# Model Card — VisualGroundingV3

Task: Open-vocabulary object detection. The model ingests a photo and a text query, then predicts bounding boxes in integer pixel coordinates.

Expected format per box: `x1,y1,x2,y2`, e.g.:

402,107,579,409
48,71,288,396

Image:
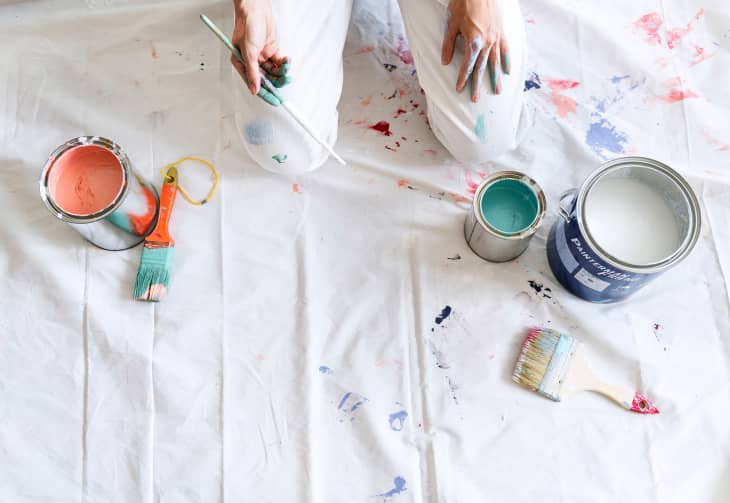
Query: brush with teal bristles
133,166,178,302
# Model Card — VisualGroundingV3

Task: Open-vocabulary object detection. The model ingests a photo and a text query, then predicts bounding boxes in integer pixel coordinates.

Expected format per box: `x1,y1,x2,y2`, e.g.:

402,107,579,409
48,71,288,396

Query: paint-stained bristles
512,328,561,391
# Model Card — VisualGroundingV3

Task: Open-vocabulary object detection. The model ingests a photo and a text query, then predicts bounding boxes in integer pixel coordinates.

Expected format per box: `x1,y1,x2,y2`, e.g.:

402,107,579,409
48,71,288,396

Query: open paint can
39,136,159,251
547,157,701,303
464,171,547,262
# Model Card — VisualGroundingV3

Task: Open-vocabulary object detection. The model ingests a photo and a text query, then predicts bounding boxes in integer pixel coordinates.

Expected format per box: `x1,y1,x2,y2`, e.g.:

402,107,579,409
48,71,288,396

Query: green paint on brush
133,246,175,302
272,153,288,163
474,114,487,143
480,179,539,235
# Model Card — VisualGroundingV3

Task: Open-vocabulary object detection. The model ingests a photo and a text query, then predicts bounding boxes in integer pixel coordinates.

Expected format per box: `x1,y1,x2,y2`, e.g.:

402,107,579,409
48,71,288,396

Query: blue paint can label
547,208,658,302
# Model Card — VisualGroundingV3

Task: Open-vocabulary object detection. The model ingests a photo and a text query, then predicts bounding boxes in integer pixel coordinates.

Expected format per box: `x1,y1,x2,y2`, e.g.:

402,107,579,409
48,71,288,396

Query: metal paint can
39,136,159,251
464,171,547,262
547,156,701,303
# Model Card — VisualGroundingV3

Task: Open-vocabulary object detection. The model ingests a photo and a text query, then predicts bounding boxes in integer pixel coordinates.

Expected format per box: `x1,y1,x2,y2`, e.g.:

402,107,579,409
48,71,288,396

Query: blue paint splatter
610,74,630,84
474,114,486,143
435,305,452,325
337,392,368,422
585,118,628,159
524,72,541,91
245,120,273,145
319,366,333,375
388,410,408,431
378,477,407,499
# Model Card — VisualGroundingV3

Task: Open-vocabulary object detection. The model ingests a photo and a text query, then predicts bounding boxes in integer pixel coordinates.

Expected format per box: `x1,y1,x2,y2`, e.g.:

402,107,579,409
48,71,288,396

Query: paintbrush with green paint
133,166,179,302
200,13,346,165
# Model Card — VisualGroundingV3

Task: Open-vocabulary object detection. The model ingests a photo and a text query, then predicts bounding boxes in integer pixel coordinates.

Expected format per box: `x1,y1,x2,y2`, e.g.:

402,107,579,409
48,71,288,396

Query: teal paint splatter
272,153,287,163
475,114,487,143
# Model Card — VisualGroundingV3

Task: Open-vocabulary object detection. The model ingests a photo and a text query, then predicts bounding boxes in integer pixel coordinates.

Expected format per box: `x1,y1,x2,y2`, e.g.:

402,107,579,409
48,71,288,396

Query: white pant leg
233,0,353,175
398,0,530,164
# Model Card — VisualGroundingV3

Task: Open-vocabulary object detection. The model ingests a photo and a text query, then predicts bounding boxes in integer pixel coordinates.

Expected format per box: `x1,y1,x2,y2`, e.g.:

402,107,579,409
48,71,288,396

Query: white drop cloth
1,0,729,501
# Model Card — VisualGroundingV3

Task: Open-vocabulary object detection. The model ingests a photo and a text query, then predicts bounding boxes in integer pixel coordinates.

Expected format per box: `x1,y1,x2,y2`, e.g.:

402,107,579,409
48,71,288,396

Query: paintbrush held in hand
133,166,178,302
512,328,660,414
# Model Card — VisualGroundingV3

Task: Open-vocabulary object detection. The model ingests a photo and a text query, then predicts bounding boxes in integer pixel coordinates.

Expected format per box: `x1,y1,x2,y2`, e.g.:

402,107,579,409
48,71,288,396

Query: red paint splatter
411,103,420,109
369,121,392,136
401,136,407,141
630,392,660,414
292,183,300,193
546,79,580,117
385,145,397,152
397,179,409,188
395,141,401,147
355,45,374,55
666,8,704,49
634,12,663,46
660,77,699,103
396,37,414,65
361,95,373,107
447,191,472,204
394,108,407,118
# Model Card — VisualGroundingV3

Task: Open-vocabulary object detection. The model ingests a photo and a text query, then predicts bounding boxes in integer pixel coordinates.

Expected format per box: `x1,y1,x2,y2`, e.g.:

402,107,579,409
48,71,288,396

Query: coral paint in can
40,136,159,251
547,157,701,302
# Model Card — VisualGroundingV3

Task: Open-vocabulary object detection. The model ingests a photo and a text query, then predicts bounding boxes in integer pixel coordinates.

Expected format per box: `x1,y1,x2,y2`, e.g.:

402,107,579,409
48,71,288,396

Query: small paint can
464,171,547,262
39,136,159,251
547,156,700,303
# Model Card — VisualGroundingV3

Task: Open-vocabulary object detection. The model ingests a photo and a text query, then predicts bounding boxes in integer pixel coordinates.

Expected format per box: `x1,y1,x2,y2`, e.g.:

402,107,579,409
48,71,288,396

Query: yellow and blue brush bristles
512,328,578,402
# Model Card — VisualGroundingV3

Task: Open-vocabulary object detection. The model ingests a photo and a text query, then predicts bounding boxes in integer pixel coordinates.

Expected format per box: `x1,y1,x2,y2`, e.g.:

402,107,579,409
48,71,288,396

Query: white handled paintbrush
512,328,660,414
200,14,346,166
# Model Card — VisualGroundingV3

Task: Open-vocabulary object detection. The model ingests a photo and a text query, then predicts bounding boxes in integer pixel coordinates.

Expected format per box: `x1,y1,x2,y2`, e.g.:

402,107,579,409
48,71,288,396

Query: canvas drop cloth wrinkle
1,0,729,502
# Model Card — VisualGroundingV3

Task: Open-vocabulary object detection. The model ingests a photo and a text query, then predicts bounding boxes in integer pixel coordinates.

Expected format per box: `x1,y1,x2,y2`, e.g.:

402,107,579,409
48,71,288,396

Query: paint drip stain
388,410,408,431
369,121,393,136
474,114,487,143
660,76,699,103
546,79,580,117
319,366,333,375
337,392,368,422
435,305,452,325
272,153,287,163
524,72,541,91
586,118,628,159
244,120,273,145
377,477,407,500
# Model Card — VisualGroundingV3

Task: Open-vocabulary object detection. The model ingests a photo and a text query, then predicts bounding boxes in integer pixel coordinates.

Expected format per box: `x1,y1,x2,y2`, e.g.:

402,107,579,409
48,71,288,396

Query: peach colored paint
48,145,124,216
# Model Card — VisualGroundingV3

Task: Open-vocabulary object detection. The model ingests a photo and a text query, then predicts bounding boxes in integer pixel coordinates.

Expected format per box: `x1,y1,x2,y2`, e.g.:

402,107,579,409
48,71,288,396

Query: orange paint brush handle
148,167,178,245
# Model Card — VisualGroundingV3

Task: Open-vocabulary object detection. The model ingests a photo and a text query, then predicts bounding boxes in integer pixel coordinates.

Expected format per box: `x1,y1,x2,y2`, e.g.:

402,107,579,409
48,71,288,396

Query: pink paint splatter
546,79,580,117
666,8,704,49
369,121,393,136
660,77,699,103
397,179,409,188
629,392,660,414
464,170,484,195
396,37,414,65
355,45,375,55
690,45,714,66
526,17,536,24
704,131,730,152
634,12,663,46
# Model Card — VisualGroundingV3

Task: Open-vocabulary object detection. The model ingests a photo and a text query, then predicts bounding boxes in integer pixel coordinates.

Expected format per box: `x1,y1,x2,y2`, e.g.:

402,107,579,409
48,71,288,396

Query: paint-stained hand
442,0,510,102
231,0,290,100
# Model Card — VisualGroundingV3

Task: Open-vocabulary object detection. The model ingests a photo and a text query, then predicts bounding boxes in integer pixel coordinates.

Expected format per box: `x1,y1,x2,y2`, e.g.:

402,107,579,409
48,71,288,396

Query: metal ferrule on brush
537,334,578,401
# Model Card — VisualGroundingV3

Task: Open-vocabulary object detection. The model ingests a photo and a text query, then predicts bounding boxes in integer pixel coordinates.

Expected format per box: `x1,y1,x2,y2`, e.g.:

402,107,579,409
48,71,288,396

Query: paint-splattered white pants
234,0,529,175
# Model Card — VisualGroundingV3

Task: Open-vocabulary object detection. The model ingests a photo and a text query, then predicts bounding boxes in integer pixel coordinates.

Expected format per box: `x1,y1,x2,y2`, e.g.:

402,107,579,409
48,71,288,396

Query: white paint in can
584,177,681,265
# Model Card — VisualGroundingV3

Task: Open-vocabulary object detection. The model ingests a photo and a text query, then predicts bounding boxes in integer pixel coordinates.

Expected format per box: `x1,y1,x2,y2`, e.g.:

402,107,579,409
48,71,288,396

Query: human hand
231,0,291,98
441,0,511,102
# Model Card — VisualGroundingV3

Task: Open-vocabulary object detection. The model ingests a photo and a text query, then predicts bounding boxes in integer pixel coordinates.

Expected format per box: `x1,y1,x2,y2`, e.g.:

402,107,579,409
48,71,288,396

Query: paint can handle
558,189,577,222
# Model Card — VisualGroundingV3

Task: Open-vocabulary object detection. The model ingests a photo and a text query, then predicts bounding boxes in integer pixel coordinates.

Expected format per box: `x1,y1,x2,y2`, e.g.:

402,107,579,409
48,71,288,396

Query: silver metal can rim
471,170,547,240
574,156,701,274
39,136,131,224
